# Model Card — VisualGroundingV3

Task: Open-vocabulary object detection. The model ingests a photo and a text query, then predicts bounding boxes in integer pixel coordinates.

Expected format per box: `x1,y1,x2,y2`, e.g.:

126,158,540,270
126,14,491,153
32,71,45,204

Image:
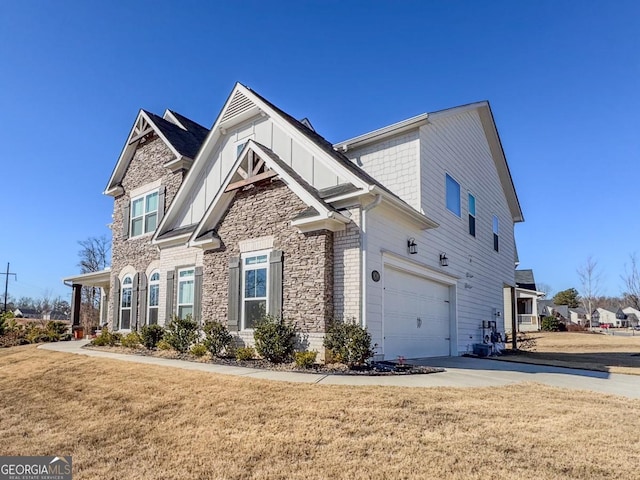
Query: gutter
360,190,382,328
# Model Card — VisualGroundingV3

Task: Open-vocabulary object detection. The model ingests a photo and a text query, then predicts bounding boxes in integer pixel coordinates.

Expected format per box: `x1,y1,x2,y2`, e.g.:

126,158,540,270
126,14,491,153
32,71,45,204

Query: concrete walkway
39,340,640,399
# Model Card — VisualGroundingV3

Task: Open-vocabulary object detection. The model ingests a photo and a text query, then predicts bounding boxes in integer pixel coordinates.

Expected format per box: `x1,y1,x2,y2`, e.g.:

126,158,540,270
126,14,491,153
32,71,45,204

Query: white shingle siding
357,108,516,356
346,130,420,210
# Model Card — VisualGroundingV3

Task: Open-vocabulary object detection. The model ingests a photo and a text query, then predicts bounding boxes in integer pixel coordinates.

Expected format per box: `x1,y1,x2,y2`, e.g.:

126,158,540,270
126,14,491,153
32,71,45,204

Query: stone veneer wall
107,136,183,327
202,179,334,348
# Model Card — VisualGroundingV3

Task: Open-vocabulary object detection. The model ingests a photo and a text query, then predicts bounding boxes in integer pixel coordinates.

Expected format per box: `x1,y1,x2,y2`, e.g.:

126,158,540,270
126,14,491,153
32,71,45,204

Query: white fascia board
104,110,182,196
152,232,192,248
291,216,347,233
155,84,243,239
334,113,429,151
237,85,370,190
162,110,187,130
62,269,112,287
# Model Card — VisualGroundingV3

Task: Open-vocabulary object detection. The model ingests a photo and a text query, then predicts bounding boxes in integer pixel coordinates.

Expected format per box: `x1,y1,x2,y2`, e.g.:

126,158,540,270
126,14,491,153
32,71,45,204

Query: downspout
360,191,382,327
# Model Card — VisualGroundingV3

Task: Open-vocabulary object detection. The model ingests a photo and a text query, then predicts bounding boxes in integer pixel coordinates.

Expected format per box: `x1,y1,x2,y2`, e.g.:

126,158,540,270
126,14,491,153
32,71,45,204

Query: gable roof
187,140,351,249
335,101,524,223
104,109,209,196
156,83,438,239
515,269,537,291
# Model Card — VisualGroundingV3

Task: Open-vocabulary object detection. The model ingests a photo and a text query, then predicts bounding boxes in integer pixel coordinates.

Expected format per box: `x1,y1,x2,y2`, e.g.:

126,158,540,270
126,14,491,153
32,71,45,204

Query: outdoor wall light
408,238,418,255
439,253,449,266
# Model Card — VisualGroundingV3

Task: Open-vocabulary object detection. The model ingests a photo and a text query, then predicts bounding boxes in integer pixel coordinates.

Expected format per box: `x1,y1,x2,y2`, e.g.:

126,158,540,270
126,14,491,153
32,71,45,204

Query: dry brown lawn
1,345,639,480
506,331,640,374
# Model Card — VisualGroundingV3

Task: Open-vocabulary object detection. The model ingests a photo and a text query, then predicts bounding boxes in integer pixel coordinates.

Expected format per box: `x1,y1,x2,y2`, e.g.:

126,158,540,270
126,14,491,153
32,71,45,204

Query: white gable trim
186,140,350,249
104,110,184,196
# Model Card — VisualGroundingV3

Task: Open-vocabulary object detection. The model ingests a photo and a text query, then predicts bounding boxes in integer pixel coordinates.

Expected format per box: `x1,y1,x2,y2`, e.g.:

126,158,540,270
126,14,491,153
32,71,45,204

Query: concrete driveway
39,341,640,399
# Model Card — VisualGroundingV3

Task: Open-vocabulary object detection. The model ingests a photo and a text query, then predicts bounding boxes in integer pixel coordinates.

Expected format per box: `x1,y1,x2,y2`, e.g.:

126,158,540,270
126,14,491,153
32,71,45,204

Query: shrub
163,315,198,353
253,315,297,363
324,319,374,366
91,328,119,347
294,350,318,369
235,346,255,361
25,324,48,344
140,324,164,349
541,316,565,332
121,331,141,348
0,330,28,348
190,343,208,357
156,339,172,351
203,321,233,357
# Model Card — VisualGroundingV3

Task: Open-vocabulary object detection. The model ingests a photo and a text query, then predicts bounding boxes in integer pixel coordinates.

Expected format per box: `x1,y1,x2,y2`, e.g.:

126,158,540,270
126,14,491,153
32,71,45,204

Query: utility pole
2,263,17,313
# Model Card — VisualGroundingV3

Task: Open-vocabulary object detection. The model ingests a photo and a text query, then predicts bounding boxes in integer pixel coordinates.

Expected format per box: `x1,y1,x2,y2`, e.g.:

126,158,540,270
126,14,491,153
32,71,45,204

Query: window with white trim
468,193,476,237
445,174,461,216
177,268,195,319
148,271,160,325
493,215,499,252
120,275,133,330
242,252,269,329
131,190,159,237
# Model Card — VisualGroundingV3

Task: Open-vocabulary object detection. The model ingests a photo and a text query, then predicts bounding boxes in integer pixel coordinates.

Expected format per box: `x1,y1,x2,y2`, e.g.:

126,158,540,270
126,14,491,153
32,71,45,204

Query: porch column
510,286,517,350
70,284,82,326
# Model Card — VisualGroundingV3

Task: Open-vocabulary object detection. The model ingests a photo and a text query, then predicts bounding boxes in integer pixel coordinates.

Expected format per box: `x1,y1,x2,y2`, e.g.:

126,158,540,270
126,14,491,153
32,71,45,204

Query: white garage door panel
383,267,451,359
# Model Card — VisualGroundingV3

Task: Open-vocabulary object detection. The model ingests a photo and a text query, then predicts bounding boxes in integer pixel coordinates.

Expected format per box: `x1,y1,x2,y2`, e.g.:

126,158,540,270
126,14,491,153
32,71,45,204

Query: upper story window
148,271,160,325
445,174,461,217
492,215,499,252
468,193,476,237
177,268,195,320
131,190,158,237
242,252,269,329
120,275,133,330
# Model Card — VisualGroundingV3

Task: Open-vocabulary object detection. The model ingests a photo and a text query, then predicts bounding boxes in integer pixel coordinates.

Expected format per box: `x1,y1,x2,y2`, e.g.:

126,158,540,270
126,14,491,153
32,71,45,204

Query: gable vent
221,91,255,123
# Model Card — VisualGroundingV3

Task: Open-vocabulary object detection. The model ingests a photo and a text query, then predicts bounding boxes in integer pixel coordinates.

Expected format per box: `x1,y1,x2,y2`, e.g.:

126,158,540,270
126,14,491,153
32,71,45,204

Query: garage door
383,266,451,359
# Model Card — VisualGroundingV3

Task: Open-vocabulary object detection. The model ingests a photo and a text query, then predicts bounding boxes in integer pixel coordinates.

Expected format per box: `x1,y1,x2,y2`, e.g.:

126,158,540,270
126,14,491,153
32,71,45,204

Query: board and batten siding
358,108,516,356
176,115,345,228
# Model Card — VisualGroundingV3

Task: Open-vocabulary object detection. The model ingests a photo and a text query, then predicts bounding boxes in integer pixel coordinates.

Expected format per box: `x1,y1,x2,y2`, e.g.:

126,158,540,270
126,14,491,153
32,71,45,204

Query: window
242,253,269,329
177,268,195,319
445,174,461,216
131,190,159,237
120,275,133,330
236,142,246,158
493,215,499,252
468,193,476,237
148,271,160,325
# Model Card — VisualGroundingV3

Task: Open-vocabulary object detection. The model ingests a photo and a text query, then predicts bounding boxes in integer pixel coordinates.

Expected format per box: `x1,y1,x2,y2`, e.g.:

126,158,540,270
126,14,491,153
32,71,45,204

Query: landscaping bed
83,344,444,375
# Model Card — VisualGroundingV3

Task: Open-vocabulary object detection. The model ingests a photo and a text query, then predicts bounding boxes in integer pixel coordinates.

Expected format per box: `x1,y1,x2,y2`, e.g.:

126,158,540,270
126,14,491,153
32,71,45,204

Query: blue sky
1,0,638,302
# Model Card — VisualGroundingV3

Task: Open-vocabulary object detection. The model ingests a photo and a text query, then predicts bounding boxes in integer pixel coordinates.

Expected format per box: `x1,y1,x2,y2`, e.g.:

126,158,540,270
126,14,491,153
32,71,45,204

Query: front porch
63,269,111,328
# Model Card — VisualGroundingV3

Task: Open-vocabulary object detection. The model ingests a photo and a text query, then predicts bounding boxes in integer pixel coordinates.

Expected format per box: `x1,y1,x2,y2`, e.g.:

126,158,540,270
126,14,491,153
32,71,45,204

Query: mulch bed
83,344,444,376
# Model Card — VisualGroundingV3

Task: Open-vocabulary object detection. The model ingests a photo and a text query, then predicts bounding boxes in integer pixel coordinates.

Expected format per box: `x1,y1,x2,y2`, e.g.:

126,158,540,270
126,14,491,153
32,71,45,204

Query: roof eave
335,114,429,151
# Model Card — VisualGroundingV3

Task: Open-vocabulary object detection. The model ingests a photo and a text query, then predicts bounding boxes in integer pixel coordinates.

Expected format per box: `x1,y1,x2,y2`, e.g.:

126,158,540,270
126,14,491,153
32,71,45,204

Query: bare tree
536,282,553,299
577,256,602,327
622,253,640,310
77,235,111,330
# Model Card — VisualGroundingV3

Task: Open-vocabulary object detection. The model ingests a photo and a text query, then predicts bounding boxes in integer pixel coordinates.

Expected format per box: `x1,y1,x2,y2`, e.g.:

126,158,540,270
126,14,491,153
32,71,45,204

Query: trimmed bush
190,343,208,357
253,315,297,363
203,321,233,357
91,328,119,347
156,339,172,351
140,324,164,349
324,320,374,366
121,331,141,348
235,346,255,361
294,350,318,369
163,315,198,353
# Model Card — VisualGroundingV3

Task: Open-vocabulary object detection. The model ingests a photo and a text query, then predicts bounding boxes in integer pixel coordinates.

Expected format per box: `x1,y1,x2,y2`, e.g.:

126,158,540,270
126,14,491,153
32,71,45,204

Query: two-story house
64,82,524,360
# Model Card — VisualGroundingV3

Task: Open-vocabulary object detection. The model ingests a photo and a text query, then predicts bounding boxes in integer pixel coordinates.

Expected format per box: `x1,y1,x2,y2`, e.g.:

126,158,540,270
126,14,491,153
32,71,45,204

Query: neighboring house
504,269,544,332
568,307,587,325
622,307,640,327
64,83,524,360
592,307,623,327
13,308,41,319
